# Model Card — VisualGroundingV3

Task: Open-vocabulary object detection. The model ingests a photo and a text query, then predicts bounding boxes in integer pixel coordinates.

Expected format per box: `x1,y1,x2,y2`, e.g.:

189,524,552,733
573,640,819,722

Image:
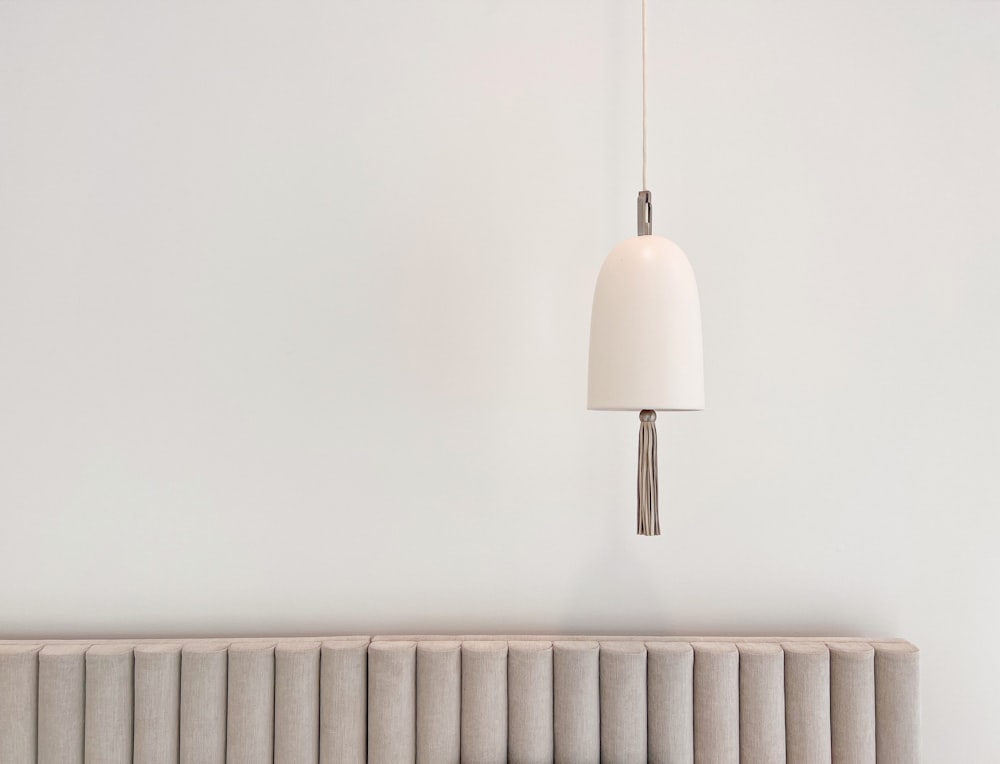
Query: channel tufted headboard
0,635,919,763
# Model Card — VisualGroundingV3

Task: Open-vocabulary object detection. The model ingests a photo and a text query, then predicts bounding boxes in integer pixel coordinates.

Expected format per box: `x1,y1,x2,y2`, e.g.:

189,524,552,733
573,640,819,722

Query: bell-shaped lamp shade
588,234,704,411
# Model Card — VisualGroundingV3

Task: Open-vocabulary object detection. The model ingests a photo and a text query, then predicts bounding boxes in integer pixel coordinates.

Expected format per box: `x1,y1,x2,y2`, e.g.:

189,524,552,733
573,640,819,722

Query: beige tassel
637,410,660,536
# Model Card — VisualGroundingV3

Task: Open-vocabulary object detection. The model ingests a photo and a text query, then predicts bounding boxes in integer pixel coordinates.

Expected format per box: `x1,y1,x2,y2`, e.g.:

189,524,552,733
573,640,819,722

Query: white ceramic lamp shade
588,234,704,411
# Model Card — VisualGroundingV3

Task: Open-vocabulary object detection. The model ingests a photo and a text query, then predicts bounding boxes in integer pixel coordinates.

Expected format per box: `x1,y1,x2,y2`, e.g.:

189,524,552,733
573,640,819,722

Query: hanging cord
637,0,652,235
642,0,648,192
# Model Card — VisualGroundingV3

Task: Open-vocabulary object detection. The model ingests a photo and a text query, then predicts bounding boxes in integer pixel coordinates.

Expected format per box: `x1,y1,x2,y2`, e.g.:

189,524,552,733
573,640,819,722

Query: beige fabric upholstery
829,642,875,764
507,641,553,764
784,643,832,764
320,639,368,764
226,643,275,764
133,644,181,764
37,645,86,764
368,641,416,764
553,640,600,764
647,641,694,764
0,634,920,763
599,641,647,764
875,642,920,764
461,641,508,764
737,642,785,764
692,642,739,764
84,644,133,764
0,645,39,764
275,642,320,764
180,642,227,764
416,641,461,764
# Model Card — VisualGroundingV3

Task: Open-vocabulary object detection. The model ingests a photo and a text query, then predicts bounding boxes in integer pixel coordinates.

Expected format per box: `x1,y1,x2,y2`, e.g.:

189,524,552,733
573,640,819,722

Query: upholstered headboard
0,635,919,763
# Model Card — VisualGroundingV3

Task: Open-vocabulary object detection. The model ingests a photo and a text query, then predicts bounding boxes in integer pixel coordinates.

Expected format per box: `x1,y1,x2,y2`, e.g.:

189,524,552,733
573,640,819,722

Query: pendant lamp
587,0,704,536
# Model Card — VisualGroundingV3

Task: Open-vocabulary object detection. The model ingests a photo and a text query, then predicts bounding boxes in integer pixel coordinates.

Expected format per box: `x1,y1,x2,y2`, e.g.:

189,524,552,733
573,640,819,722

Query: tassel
637,410,660,536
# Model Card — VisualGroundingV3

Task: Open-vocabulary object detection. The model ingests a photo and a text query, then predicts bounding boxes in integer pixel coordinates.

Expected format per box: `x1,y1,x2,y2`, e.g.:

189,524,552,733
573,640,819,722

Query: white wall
1,0,997,758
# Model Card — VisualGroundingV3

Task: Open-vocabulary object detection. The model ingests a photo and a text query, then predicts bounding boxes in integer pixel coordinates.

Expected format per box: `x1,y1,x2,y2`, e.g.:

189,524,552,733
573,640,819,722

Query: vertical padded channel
461,641,508,764
737,643,785,764
416,641,461,764
692,642,738,764
38,645,86,764
783,643,832,764
553,640,600,764
829,643,875,764
599,641,647,764
134,644,181,764
274,642,321,764
874,642,919,764
646,641,694,764
507,641,553,764
368,641,416,764
320,639,368,764
180,642,228,764
84,644,134,764
227,642,275,764
0,644,39,764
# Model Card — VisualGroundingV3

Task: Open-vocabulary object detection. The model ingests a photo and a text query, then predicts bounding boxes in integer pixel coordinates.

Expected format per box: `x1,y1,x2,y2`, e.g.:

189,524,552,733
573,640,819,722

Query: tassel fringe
637,410,660,536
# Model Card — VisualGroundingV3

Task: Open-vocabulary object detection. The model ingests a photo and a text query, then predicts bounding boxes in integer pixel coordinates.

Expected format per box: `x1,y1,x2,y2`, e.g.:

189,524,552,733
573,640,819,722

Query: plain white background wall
1,0,997,758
